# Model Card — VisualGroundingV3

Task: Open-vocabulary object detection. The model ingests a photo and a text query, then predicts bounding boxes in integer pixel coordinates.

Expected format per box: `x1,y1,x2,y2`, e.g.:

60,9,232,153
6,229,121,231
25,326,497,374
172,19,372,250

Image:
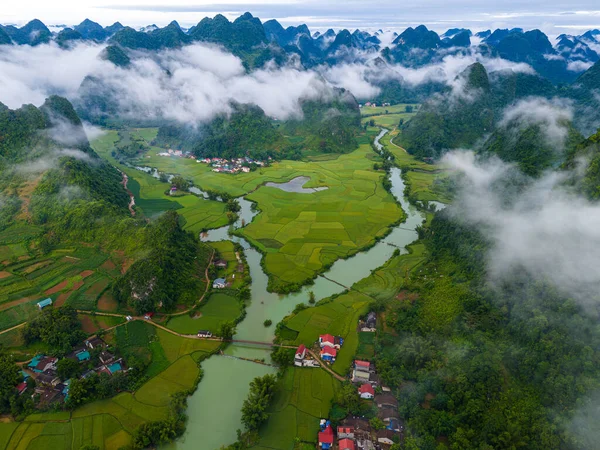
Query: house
85,337,105,350
358,383,375,399
319,334,343,349
75,350,90,362
354,360,370,372
339,438,356,450
16,382,27,395
363,312,376,331
213,278,226,289
36,372,57,385
378,407,400,424
318,424,334,449
37,298,52,310
295,344,307,364
337,426,354,439
375,393,398,410
198,330,212,338
144,312,154,320
32,357,57,373
99,351,115,365
107,361,122,374
214,259,228,268
320,346,337,362
376,429,396,447
20,370,30,381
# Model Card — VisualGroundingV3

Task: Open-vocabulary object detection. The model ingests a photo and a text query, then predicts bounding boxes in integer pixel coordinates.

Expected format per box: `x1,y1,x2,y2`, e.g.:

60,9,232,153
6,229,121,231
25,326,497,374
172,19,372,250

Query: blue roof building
108,362,122,374
21,370,30,380
28,355,43,369
76,351,90,362
37,298,52,310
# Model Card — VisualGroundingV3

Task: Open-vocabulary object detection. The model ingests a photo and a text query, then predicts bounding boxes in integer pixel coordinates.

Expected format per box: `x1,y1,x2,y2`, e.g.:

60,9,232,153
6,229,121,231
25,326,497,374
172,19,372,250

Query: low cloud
319,50,535,99
443,150,600,312
499,97,574,150
0,41,334,124
567,60,594,72
16,148,93,175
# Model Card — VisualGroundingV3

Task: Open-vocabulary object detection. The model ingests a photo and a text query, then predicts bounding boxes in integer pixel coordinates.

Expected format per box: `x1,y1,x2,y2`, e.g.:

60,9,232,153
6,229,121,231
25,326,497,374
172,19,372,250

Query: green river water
165,129,434,449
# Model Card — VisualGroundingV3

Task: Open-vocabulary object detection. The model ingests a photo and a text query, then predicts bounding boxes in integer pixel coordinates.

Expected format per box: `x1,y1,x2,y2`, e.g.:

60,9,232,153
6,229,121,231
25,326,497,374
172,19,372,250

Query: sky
1,0,600,37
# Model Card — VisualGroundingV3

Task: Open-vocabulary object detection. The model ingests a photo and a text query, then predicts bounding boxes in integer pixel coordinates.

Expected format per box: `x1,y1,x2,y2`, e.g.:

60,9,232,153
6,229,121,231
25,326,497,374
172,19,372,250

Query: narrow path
0,322,26,336
166,249,215,317
305,349,346,382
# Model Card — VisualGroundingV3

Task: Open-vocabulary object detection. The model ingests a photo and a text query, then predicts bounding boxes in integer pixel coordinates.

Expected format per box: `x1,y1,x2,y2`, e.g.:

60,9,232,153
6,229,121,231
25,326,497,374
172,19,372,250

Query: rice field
91,131,229,231
360,104,419,116
166,293,243,335
0,234,126,331
254,368,340,450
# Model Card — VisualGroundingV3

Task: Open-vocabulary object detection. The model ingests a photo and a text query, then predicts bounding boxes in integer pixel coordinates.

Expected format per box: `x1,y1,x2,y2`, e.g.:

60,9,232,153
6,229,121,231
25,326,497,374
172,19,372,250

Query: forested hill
0,96,129,230
154,90,361,160
398,62,596,171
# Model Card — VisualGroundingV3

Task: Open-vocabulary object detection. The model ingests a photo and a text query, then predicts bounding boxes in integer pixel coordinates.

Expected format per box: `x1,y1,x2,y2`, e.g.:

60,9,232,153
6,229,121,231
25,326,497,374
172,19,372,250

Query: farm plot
256,368,340,449
92,131,229,230
167,293,243,335
239,145,403,290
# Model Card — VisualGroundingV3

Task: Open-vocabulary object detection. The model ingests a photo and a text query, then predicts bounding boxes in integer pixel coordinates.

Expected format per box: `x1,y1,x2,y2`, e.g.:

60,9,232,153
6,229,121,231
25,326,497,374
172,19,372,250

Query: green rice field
166,293,243,335
92,131,229,232
253,367,340,450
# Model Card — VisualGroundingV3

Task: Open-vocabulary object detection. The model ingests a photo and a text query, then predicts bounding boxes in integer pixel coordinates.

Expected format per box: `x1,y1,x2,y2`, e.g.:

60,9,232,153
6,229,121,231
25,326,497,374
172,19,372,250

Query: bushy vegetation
112,211,208,313
371,211,600,449
22,306,86,355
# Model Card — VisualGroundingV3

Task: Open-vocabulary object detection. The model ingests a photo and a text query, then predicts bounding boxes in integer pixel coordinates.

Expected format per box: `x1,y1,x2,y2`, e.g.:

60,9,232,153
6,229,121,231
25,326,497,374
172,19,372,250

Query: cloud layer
443,150,600,311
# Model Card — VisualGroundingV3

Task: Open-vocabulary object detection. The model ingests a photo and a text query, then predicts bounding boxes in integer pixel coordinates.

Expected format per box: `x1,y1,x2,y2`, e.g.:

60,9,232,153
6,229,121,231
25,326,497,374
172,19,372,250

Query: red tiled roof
318,425,334,444
359,384,375,396
355,360,370,368
321,347,337,357
320,334,334,343
338,426,354,434
339,438,356,450
296,344,306,356
16,382,27,393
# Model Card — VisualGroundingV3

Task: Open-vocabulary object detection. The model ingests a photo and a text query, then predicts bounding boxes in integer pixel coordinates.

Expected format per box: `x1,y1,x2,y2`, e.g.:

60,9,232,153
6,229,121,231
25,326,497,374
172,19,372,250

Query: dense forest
112,210,210,313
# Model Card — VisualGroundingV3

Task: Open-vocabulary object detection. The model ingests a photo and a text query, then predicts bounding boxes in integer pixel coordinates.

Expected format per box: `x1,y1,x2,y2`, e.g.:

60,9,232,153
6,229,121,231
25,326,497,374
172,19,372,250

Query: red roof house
338,426,354,438
358,383,375,399
339,438,356,450
355,360,370,370
16,382,27,395
295,344,307,360
318,425,334,448
320,346,337,361
319,334,335,347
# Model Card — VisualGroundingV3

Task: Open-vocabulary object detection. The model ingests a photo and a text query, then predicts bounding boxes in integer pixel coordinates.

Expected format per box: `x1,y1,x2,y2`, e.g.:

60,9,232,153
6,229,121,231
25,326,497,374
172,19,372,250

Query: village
292,313,403,450
18,335,127,407
156,149,267,174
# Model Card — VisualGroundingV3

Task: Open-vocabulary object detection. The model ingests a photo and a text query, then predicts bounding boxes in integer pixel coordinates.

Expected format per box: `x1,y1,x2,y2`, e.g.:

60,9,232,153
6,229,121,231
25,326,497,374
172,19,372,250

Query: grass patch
167,293,243,335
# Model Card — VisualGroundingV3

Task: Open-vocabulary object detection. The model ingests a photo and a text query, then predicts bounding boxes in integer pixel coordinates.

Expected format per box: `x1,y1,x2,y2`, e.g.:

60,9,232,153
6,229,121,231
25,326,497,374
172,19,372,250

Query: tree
159,172,169,183
170,176,189,191
22,306,86,355
308,291,316,304
271,347,294,368
226,199,241,213
219,321,236,340
336,382,362,415
405,105,414,113
56,358,82,380
263,320,272,327
370,417,385,430
241,375,277,430
0,350,20,414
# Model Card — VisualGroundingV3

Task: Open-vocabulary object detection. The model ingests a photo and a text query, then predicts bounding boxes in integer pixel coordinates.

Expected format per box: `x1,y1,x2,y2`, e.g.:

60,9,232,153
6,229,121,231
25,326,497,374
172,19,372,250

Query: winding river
165,129,431,450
